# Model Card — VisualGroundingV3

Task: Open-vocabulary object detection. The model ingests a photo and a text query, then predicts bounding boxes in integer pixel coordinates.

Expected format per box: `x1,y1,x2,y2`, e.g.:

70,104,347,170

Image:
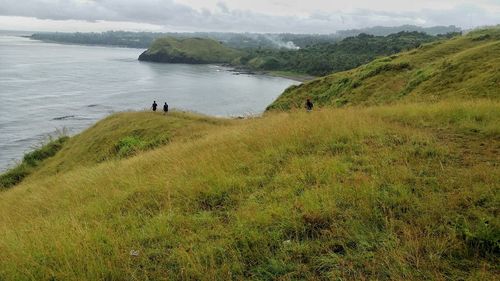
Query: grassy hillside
0,100,499,280
1,28,499,280
29,111,231,178
267,28,500,110
0,111,230,188
138,37,243,64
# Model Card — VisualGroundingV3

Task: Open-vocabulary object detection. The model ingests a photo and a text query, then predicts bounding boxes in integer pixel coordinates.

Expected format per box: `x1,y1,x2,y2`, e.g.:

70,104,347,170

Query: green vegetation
30,25,461,49
0,136,68,189
0,100,498,280
242,31,457,76
2,27,499,280
336,24,461,37
31,31,159,48
138,37,243,64
267,28,500,110
139,31,457,77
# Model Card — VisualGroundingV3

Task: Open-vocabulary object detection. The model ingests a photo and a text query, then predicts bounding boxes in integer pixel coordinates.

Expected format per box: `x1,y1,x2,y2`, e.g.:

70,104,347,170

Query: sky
0,0,499,33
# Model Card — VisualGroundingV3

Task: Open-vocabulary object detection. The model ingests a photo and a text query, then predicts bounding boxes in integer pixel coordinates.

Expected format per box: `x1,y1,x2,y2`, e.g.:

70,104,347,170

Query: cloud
0,0,499,33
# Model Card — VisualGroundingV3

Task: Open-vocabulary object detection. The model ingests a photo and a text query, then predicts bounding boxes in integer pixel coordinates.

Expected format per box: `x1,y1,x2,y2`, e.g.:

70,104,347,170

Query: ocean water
0,34,299,172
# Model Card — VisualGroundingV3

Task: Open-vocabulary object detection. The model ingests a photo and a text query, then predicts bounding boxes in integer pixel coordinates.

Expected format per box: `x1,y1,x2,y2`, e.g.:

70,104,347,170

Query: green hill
267,28,500,110
240,31,457,76
1,104,499,280
1,28,499,280
138,37,243,64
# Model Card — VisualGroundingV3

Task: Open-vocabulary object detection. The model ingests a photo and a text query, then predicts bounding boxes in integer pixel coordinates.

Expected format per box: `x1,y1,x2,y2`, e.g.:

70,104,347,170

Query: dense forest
237,31,461,76
30,25,460,50
335,24,461,37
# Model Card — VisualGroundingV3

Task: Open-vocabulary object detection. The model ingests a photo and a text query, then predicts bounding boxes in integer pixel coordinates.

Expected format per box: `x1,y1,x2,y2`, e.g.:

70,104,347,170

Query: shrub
114,134,171,158
400,68,436,96
0,136,68,189
115,136,146,158
361,62,412,80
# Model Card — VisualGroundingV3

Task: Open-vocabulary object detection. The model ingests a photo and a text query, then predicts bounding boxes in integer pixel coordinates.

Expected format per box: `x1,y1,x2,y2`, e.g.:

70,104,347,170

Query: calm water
0,34,298,172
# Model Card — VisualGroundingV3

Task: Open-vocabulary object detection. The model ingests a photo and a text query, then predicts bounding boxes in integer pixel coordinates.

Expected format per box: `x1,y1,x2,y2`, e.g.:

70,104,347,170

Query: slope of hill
267,28,500,110
0,112,230,189
0,100,498,280
138,37,243,64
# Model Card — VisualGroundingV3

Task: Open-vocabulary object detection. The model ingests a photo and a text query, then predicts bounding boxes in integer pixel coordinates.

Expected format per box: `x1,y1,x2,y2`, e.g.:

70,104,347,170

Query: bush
115,136,146,158
0,136,68,189
361,62,412,80
23,136,69,166
400,68,435,96
114,134,171,158
0,163,32,188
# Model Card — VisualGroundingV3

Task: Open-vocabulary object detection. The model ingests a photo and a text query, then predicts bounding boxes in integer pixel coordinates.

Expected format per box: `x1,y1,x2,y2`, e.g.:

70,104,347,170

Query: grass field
0,100,498,280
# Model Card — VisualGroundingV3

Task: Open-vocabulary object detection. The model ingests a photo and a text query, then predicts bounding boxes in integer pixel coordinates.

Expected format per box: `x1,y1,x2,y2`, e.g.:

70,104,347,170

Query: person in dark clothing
306,99,313,111
152,101,158,112
163,102,169,113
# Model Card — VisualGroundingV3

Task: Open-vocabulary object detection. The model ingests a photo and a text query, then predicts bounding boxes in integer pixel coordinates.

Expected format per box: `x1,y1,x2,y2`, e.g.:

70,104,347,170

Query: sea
0,32,299,172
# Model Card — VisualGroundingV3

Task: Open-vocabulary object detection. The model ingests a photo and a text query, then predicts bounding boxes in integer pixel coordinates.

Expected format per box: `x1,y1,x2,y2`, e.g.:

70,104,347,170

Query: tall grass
0,100,498,280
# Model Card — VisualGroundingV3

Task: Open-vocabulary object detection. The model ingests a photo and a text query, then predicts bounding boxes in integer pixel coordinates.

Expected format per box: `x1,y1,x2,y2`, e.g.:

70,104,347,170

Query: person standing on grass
306,98,314,112
163,102,169,113
151,101,158,112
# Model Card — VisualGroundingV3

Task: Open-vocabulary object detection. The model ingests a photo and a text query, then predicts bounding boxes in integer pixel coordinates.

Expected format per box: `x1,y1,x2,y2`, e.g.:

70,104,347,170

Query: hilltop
1,28,499,280
267,28,500,110
138,37,243,64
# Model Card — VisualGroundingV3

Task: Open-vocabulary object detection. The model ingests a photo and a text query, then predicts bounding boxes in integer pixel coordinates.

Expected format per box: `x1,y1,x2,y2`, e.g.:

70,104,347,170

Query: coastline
25,37,315,82
225,65,316,82
265,71,316,82
25,36,147,49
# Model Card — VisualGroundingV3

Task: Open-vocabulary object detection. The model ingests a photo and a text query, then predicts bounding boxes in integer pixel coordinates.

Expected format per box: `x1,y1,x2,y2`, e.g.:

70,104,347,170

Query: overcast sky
0,0,499,33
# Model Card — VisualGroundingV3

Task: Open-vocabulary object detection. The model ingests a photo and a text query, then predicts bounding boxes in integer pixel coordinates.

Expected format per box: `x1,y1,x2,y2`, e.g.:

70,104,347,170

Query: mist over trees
241,31,460,76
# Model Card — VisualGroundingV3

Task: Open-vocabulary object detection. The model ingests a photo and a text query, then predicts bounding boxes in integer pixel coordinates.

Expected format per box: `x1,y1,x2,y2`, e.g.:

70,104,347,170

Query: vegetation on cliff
0,136,68,189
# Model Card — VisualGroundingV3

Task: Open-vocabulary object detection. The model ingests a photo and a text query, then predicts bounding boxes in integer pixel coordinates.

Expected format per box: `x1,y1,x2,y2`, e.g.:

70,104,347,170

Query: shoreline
25,36,316,82
225,65,316,82
265,71,316,82
24,36,147,49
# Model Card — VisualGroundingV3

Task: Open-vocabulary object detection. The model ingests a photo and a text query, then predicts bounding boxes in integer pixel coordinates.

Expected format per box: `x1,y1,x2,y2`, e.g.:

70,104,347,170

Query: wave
52,115,92,121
